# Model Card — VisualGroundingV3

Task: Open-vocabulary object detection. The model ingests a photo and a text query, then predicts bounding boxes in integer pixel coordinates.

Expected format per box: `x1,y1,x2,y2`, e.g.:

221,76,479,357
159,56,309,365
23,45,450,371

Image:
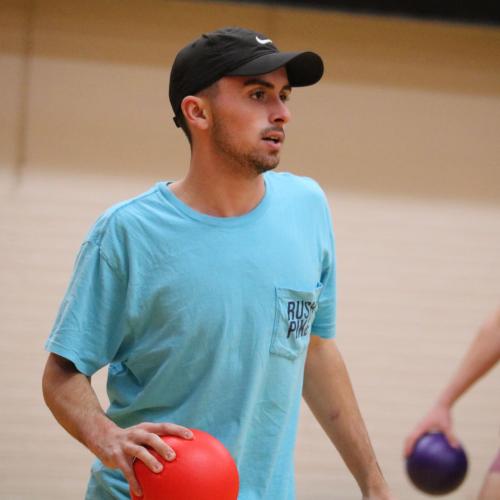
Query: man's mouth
262,131,285,144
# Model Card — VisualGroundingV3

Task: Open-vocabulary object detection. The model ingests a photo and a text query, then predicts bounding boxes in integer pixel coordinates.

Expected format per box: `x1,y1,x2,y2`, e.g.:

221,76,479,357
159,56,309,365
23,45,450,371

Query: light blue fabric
46,171,336,499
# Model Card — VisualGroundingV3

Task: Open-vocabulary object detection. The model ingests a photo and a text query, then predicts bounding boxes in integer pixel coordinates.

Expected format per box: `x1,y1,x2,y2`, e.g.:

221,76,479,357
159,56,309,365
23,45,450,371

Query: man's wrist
359,465,389,497
435,395,454,410
82,411,118,456
363,482,390,496
362,481,393,500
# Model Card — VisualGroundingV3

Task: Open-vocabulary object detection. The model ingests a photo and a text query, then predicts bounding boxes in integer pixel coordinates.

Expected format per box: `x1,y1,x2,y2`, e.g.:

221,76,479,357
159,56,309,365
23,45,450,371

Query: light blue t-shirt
46,171,336,500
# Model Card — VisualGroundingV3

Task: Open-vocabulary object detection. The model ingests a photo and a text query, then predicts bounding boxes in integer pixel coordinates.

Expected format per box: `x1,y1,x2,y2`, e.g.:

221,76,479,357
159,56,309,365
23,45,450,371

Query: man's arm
303,336,393,500
404,307,500,455
42,353,193,497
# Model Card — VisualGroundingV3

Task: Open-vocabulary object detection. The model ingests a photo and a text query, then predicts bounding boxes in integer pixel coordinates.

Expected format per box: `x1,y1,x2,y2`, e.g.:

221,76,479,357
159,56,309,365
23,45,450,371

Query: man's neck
169,152,267,218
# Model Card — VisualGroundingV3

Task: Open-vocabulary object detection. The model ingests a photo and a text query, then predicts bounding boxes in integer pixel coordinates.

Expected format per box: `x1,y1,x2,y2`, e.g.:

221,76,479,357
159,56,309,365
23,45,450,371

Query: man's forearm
303,337,389,497
42,353,117,454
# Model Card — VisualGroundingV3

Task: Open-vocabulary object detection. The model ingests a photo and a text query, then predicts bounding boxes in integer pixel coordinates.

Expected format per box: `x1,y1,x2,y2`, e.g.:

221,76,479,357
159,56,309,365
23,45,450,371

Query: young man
43,27,393,499
405,307,500,499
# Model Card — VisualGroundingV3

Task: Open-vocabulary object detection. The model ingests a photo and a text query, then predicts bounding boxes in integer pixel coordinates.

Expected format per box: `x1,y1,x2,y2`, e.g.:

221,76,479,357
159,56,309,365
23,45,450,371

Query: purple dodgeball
406,432,468,495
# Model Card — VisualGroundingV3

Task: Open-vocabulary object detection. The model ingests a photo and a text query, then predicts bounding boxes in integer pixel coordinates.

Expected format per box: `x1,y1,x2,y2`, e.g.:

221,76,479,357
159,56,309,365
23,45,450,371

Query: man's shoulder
103,184,161,219
85,184,162,245
266,171,327,203
267,170,323,191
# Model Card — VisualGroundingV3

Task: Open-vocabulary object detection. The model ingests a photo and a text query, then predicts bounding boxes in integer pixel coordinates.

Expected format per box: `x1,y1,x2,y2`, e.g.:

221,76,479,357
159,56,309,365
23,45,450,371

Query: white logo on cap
256,36,272,45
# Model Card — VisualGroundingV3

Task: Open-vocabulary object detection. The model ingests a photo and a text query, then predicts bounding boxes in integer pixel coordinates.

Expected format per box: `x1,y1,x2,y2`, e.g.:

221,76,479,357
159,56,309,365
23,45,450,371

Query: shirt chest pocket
270,283,323,360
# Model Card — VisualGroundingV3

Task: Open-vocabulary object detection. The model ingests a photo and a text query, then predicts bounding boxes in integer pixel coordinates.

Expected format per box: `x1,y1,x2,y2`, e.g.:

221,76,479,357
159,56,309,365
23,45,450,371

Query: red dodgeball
131,429,239,500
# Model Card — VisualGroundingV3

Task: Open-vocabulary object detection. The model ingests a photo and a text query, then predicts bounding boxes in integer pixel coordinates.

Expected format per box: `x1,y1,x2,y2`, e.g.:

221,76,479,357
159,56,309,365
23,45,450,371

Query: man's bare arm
42,353,192,496
303,336,394,499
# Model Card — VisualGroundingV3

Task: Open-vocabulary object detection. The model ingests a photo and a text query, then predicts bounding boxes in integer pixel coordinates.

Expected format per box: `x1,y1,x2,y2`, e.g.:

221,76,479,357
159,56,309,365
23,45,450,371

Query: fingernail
184,431,193,439
167,452,176,461
154,463,163,473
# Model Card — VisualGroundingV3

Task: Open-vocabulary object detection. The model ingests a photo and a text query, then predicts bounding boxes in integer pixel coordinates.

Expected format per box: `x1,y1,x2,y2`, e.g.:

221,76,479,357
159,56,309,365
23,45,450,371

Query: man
405,307,500,499
43,27,393,499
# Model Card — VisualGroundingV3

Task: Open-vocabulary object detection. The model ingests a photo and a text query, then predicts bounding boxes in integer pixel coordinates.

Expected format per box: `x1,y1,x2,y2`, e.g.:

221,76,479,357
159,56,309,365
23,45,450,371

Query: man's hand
89,419,193,497
403,403,457,457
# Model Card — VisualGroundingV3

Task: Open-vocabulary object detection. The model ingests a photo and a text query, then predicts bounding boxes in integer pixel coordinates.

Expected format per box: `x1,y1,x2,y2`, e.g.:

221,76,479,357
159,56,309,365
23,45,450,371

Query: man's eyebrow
243,78,292,92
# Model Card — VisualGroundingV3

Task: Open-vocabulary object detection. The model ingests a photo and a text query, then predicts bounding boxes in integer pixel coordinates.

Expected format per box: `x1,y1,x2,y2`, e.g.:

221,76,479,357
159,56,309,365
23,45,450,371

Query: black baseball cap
169,27,324,127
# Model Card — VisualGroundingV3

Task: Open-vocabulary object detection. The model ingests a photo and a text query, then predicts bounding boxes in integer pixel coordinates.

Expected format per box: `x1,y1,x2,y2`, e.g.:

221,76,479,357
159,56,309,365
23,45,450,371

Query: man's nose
269,98,291,125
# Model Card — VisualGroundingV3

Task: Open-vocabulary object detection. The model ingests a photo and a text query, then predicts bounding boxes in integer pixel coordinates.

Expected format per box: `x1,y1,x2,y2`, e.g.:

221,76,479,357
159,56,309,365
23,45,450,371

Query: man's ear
181,96,209,131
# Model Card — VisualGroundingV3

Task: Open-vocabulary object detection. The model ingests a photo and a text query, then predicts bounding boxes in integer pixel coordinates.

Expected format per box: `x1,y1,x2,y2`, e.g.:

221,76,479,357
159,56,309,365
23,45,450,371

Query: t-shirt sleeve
311,192,337,339
45,230,131,376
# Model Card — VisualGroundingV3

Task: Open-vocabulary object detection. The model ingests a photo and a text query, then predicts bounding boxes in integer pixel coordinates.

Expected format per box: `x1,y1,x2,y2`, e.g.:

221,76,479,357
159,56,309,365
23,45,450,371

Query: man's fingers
145,432,177,462
132,445,166,472
404,425,428,457
120,460,143,498
97,423,194,497
111,422,194,496
140,422,193,439
445,430,461,448
126,426,182,463
405,425,459,457
132,431,177,462
403,433,418,457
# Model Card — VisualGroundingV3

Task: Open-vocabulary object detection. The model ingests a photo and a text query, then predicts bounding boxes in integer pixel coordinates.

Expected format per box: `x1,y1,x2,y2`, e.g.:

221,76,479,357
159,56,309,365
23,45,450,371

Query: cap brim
226,51,324,87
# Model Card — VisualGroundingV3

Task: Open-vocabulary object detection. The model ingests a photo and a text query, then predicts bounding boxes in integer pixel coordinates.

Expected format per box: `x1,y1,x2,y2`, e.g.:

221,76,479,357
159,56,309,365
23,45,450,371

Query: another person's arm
42,353,193,497
303,336,395,500
404,307,500,455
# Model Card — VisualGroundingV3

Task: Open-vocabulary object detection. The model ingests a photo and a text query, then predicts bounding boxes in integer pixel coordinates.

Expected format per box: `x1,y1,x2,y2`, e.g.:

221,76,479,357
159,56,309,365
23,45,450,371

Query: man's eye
280,93,290,102
251,90,265,100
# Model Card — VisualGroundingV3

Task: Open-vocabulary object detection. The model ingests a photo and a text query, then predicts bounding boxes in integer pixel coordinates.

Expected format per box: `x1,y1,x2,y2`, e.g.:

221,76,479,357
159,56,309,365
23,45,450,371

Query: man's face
206,67,292,175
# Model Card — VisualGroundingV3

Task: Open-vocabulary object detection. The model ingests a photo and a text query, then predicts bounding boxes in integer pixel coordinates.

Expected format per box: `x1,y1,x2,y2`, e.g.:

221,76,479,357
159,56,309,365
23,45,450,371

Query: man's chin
255,162,279,175
254,155,280,174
